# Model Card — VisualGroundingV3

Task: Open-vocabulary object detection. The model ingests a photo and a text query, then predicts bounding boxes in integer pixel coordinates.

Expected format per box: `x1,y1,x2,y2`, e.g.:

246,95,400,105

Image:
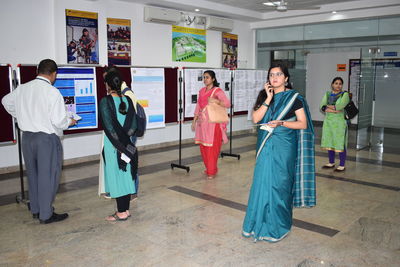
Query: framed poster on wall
66,9,99,64
107,18,131,65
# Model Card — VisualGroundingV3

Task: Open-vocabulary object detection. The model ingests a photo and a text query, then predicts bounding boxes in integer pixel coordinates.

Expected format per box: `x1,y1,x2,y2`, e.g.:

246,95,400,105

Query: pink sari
194,87,230,146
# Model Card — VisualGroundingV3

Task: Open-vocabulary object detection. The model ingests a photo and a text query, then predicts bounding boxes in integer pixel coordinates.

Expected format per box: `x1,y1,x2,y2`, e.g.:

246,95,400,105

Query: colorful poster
131,68,165,129
172,26,206,63
107,18,131,65
53,67,98,130
222,33,238,69
66,9,99,64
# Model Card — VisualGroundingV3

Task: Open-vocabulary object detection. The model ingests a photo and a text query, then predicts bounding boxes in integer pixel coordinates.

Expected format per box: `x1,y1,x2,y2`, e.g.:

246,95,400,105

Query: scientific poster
183,69,231,118
66,9,99,64
233,69,267,118
222,33,238,69
107,18,131,65
172,26,206,63
53,67,98,129
131,68,165,129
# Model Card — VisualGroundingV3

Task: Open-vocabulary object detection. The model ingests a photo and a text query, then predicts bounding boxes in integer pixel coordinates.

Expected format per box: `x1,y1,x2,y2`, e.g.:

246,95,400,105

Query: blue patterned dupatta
243,89,315,242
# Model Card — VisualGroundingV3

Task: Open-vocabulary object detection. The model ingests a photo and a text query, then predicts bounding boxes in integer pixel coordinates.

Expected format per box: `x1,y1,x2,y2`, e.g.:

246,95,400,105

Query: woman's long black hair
204,70,220,87
104,71,127,115
253,63,292,111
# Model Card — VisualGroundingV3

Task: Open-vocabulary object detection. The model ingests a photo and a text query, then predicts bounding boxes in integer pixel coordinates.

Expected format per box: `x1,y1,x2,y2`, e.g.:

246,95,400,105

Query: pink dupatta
194,87,231,146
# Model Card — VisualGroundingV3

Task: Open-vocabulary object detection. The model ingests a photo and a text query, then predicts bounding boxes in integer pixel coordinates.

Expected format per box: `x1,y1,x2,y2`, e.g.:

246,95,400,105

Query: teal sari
243,90,315,242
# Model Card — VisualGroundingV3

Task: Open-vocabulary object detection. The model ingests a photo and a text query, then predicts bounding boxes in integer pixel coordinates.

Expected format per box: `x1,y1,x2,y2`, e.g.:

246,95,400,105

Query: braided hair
104,71,127,115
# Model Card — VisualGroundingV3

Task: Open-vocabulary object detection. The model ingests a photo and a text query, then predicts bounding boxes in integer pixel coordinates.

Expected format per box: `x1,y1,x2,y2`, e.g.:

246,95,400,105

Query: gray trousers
22,132,62,220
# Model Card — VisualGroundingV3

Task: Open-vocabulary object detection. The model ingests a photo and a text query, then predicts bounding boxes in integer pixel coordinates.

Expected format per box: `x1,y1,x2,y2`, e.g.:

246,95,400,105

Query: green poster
172,25,206,63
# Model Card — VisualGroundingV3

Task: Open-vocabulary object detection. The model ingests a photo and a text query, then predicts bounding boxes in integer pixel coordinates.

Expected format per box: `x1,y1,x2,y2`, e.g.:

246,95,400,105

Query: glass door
356,47,377,150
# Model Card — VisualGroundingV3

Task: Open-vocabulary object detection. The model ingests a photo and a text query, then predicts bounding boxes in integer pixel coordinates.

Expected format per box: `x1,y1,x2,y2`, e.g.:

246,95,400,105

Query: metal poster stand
221,70,240,160
171,70,190,172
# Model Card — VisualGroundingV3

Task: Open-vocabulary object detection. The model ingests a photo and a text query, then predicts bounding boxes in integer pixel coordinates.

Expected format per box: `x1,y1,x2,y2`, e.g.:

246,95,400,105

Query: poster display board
131,68,165,129
66,9,99,64
183,68,231,119
107,18,131,65
54,67,98,130
233,69,267,118
0,65,15,144
172,26,206,63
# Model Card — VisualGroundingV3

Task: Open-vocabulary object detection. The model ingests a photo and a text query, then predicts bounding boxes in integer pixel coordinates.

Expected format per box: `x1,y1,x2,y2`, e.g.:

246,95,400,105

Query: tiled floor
0,127,399,266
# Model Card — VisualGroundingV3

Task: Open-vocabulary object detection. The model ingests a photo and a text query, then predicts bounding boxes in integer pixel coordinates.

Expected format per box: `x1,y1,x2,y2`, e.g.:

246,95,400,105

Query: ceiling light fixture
263,2,279,6
332,11,337,14
195,8,200,12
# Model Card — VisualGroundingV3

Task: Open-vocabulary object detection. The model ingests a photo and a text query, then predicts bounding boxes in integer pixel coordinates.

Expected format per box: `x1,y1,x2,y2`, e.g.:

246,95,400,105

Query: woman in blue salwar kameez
242,64,316,242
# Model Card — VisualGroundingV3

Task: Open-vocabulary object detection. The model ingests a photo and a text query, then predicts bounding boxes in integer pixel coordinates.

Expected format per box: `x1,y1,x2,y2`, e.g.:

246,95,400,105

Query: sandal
206,175,216,180
322,163,335,169
334,166,345,172
106,212,128,221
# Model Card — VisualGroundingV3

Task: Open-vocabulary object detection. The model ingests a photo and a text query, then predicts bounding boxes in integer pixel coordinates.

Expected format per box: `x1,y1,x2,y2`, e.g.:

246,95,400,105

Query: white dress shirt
1,76,71,136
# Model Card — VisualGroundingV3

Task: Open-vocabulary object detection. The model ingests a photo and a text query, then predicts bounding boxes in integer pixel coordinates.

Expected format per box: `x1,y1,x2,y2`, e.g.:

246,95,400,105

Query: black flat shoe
32,213,39,219
40,212,68,224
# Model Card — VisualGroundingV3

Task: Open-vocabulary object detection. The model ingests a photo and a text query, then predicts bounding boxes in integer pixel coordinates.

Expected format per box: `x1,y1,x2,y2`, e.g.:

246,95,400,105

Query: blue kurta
243,90,315,242
103,96,136,198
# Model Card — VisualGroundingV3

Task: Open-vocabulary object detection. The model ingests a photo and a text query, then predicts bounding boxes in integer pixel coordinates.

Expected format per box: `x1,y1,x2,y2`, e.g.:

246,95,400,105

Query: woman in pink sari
192,70,231,179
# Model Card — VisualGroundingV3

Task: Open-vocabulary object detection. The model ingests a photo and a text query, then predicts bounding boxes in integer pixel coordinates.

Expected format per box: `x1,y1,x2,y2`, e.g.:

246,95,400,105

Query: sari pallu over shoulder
256,90,316,208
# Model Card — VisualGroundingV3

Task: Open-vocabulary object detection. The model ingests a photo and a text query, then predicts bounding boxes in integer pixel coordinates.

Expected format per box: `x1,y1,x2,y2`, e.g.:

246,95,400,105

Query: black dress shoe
32,213,39,219
40,212,69,224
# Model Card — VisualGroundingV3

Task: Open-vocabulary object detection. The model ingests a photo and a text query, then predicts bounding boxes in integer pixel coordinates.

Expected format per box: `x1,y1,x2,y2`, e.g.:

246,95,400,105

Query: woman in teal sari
242,64,316,242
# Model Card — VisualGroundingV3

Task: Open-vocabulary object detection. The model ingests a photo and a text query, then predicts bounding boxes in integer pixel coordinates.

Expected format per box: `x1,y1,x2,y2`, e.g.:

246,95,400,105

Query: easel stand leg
171,121,190,172
171,71,190,173
221,72,240,160
15,125,30,208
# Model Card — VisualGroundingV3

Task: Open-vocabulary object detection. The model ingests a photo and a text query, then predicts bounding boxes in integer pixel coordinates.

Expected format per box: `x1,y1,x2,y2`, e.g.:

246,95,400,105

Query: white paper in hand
67,111,82,121
121,153,131,164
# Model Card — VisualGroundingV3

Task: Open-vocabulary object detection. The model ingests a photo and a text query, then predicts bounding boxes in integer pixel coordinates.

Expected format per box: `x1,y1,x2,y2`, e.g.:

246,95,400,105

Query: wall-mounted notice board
17,65,179,136
0,65,15,144
117,66,178,124
17,65,105,135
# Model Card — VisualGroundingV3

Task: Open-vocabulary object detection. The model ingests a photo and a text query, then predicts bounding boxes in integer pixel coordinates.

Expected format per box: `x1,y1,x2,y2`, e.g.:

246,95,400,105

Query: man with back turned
2,59,76,224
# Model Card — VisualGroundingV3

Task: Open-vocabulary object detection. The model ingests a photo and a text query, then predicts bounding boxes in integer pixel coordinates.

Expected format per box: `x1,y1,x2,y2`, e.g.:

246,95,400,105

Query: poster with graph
131,68,165,129
53,67,98,129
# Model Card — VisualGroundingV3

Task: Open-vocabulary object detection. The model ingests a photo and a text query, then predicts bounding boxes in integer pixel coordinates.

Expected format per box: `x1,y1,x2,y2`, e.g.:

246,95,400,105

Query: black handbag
344,100,358,120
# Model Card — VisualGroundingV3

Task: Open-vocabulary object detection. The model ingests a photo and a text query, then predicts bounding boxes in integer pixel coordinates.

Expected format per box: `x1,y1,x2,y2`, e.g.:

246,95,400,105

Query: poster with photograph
66,9,99,64
172,26,206,63
222,33,238,69
107,18,131,65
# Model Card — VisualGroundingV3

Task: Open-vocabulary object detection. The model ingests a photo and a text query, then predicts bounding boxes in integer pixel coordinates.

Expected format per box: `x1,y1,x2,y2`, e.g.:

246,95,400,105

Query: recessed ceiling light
263,2,279,6
332,11,337,14
195,8,200,12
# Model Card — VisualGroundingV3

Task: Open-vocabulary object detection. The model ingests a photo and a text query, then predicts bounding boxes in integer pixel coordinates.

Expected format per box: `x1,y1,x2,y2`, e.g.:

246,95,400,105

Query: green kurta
320,91,350,152
103,97,136,198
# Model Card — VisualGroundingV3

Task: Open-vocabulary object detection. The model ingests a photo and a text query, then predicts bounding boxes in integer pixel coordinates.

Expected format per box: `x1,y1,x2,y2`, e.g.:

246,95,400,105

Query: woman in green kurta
320,77,350,171
100,71,137,221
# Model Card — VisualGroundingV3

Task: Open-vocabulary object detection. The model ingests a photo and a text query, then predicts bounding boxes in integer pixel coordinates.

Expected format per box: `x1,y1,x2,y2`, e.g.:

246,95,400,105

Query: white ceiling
119,0,400,22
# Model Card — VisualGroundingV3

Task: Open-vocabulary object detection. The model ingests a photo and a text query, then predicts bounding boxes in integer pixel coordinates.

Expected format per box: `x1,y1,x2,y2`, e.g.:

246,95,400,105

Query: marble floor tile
1,128,400,266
